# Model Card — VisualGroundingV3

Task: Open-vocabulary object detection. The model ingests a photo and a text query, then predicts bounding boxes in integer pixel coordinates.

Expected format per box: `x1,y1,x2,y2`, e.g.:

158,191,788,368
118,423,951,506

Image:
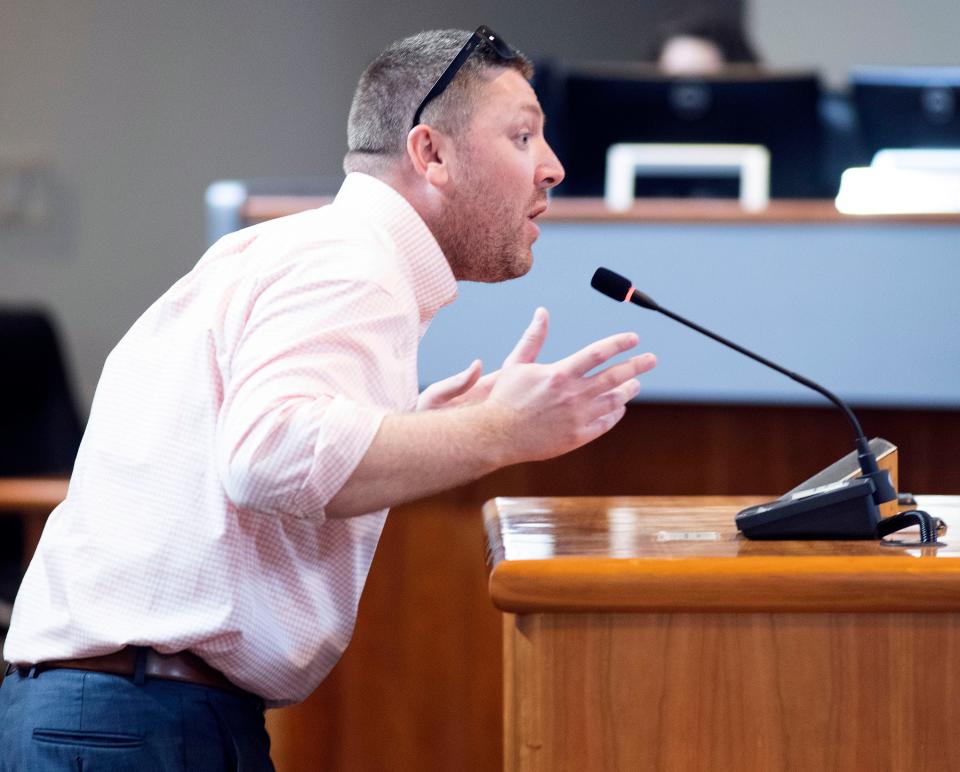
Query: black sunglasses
411,25,517,129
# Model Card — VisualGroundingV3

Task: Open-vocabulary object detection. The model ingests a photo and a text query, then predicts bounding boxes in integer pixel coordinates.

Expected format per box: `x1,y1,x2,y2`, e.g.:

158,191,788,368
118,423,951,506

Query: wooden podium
484,495,960,771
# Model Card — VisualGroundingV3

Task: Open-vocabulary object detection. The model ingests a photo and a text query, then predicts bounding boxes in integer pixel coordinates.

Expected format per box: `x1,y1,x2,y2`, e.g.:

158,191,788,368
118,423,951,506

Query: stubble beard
439,167,537,283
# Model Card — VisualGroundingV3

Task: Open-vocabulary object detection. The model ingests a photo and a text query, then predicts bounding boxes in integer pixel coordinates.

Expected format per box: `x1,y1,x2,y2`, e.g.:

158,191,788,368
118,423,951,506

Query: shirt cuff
292,394,385,520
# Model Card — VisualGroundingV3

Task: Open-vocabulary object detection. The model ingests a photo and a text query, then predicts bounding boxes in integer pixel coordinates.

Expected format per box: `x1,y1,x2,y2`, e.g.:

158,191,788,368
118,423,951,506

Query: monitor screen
852,67,960,157
537,65,826,199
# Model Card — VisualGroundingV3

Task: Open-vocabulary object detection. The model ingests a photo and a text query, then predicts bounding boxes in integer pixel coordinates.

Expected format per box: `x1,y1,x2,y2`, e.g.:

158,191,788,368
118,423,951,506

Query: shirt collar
335,173,457,324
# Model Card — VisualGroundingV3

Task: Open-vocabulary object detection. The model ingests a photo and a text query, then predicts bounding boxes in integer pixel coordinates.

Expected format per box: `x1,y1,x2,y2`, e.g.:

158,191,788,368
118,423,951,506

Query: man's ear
406,125,451,188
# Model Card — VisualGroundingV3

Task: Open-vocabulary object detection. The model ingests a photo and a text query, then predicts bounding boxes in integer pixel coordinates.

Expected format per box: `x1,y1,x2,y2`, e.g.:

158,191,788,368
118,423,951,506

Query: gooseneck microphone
590,266,911,541
591,267,884,486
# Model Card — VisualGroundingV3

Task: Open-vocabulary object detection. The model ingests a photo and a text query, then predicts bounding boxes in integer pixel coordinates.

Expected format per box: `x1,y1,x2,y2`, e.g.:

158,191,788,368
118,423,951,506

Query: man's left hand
416,307,549,411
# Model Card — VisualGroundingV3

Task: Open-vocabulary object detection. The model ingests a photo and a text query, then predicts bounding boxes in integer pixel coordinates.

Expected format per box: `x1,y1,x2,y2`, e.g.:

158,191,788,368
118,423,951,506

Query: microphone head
591,267,632,302
591,267,659,309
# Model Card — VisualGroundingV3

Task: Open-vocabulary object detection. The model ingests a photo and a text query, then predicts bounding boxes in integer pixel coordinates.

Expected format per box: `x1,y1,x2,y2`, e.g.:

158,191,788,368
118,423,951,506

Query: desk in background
0,477,67,570
222,194,960,408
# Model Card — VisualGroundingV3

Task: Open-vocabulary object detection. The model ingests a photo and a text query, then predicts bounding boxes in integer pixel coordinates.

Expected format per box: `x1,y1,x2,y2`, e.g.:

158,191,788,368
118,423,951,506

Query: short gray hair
343,29,533,175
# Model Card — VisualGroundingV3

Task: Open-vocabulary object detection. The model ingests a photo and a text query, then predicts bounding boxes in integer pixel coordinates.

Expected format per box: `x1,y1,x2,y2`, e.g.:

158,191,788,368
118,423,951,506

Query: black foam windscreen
590,267,632,301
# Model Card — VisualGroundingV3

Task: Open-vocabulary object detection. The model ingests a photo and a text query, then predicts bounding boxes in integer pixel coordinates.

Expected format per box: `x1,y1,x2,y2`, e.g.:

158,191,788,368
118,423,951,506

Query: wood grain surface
496,496,960,771
0,477,68,511
505,610,960,772
486,496,960,613
0,476,68,569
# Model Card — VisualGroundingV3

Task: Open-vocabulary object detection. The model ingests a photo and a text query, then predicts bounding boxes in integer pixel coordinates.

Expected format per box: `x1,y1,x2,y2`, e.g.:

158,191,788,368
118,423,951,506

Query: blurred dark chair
818,89,871,197
0,308,83,475
0,308,83,606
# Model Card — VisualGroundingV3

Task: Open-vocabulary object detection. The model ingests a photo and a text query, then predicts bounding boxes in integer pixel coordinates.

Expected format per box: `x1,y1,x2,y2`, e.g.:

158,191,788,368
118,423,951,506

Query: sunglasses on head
411,25,517,129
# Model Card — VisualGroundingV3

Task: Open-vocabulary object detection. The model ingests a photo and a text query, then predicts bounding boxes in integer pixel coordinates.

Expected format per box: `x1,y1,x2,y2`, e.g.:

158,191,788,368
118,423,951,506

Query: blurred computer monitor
537,65,826,199
852,66,960,157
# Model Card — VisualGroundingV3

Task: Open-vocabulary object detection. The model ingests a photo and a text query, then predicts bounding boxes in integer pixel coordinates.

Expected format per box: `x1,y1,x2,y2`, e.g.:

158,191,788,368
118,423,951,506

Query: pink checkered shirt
5,173,458,705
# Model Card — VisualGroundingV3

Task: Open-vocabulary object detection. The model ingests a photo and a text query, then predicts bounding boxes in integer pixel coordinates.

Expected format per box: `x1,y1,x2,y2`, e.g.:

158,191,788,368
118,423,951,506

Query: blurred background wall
748,0,960,86
5,0,958,411
0,0,735,409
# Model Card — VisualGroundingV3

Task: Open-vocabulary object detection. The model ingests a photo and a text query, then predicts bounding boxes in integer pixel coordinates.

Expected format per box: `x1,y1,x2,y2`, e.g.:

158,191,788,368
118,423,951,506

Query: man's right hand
327,309,655,519
484,330,655,465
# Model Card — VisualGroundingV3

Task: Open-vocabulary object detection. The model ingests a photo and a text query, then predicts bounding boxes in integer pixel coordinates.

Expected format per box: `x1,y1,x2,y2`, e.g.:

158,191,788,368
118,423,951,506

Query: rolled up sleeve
216,257,411,520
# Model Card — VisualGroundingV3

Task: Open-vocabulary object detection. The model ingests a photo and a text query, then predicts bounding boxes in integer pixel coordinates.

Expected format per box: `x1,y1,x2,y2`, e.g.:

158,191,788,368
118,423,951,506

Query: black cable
876,510,939,543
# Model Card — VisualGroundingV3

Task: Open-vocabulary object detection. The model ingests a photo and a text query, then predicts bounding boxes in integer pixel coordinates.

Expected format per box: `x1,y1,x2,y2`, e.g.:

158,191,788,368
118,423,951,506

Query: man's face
440,69,565,282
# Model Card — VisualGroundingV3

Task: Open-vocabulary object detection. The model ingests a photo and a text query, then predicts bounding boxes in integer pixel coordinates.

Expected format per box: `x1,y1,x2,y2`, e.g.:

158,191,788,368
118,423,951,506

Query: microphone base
737,478,881,540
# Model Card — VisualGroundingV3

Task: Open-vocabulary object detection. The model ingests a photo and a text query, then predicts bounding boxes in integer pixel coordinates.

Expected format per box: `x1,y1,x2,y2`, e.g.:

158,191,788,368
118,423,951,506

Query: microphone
591,266,901,540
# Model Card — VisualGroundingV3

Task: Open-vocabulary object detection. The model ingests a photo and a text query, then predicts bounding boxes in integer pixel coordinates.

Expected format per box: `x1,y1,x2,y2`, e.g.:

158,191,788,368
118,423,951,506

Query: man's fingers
584,353,656,397
581,378,640,439
416,359,482,410
558,332,640,376
584,379,641,423
448,359,483,393
502,307,549,367
580,405,628,445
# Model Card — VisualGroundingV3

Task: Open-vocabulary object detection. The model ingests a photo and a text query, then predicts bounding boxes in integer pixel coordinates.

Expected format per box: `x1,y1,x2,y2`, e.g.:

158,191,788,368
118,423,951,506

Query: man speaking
0,27,655,769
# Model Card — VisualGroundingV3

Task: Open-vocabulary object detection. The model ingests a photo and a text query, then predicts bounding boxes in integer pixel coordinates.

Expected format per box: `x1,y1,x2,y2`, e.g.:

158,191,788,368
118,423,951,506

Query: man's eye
516,133,531,146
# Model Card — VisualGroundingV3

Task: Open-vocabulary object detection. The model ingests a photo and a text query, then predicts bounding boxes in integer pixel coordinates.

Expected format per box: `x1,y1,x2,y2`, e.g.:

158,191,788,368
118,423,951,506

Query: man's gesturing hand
416,308,549,411
327,314,655,519
485,331,656,465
